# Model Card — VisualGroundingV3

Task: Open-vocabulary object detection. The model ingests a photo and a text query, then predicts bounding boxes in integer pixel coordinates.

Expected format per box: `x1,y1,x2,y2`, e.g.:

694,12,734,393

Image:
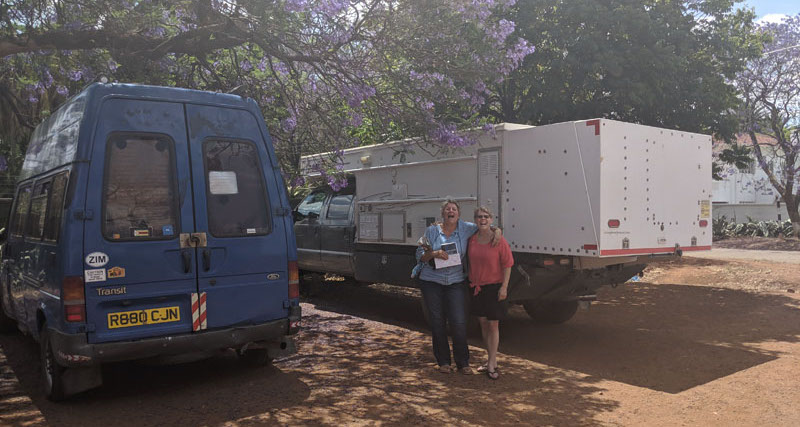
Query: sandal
486,369,500,380
437,365,452,373
477,364,500,374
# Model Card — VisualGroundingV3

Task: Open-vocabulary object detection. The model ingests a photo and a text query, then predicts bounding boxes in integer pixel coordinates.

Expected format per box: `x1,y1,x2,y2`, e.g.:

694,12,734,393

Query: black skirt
470,283,509,320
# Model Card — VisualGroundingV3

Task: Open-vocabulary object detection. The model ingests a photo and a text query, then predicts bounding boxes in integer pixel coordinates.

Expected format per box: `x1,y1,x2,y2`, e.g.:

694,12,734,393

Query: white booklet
434,242,462,269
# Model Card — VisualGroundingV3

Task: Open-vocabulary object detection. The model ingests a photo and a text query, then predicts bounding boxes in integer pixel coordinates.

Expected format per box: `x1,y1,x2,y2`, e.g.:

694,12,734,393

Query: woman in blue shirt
416,198,499,374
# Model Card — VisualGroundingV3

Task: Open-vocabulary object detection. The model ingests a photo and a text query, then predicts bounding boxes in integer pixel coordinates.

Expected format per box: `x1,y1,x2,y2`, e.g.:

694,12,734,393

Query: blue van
0,83,301,400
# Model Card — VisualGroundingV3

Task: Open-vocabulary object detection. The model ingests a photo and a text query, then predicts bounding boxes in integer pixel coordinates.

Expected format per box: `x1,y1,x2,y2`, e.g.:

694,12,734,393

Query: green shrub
713,216,795,239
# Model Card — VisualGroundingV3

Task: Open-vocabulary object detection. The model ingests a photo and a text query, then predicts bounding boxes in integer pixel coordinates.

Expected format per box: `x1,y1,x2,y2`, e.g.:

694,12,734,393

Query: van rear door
84,99,197,343
185,104,289,329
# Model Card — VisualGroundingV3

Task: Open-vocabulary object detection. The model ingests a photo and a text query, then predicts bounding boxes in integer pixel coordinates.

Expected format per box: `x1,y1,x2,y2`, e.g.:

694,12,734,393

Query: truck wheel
239,348,273,367
39,324,67,401
522,300,579,324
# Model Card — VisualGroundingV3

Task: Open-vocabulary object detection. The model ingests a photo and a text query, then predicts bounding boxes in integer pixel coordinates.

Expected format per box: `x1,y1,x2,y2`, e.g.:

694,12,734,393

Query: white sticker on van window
85,269,107,283
209,171,239,195
85,252,109,268
246,228,256,234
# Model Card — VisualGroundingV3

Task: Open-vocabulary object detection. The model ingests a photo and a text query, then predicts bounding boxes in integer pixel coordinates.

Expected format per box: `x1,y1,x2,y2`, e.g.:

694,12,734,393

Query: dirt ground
1,250,799,426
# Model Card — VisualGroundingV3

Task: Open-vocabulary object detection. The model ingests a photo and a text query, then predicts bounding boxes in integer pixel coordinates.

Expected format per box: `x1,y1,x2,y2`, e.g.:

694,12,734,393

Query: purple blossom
285,0,308,12
487,19,515,46
349,112,363,127
41,69,54,87
429,123,475,147
56,86,69,96
240,59,253,72
327,175,348,191
282,116,297,132
257,58,267,72
345,84,376,108
69,70,83,81
144,27,166,38
292,176,305,187
107,59,119,71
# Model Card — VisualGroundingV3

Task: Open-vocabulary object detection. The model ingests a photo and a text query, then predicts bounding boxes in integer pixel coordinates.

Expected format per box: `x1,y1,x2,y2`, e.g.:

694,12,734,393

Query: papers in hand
434,242,462,269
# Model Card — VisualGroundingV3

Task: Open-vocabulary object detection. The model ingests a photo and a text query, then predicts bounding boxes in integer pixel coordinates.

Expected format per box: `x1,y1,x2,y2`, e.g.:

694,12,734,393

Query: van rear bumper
49,317,297,367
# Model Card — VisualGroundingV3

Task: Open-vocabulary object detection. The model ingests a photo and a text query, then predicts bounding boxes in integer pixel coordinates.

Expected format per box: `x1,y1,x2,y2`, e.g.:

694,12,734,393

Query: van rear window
103,134,179,240
10,186,31,238
27,180,51,239
203,140,271,237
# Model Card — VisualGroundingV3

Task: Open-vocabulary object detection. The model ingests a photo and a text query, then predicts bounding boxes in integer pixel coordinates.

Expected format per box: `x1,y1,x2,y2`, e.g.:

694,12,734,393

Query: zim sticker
107,266,126,279
85,269,107,283
133,229,150,237
85,252,109,268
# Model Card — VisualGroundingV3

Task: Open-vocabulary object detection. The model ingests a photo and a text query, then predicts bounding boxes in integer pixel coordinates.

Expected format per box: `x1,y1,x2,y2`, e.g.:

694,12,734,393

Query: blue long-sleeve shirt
414,219,478,285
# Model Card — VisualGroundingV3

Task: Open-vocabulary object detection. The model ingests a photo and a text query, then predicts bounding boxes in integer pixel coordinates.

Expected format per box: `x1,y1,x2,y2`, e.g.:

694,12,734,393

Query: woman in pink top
467,206,514,380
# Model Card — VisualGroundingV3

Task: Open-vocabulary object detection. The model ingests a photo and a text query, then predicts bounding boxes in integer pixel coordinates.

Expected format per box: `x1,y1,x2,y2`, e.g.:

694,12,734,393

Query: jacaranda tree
0,0,534,188
737,15,800,235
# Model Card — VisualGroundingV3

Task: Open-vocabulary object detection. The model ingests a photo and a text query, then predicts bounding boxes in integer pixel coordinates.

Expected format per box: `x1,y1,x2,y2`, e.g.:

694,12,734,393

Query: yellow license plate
107,306,181,329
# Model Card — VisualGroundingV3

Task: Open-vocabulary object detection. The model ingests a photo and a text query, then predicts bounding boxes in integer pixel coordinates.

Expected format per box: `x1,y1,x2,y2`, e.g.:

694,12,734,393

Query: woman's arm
498,267,511,301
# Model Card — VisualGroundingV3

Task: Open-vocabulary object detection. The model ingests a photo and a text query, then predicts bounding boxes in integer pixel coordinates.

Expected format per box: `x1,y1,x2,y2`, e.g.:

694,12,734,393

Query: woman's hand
436,250,449,260
498,286,508,301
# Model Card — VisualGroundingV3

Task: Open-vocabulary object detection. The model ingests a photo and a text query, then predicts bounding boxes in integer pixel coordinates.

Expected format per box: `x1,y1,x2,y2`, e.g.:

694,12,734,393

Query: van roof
83,83,254,107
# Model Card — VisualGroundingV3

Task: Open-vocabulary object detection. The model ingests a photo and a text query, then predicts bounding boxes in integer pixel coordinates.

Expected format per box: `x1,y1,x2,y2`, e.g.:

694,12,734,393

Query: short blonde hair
474,206,493,218
440,197,460,217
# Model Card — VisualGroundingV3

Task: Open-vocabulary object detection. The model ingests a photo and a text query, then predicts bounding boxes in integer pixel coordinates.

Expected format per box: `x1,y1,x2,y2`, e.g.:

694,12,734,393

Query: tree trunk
784,196,800,238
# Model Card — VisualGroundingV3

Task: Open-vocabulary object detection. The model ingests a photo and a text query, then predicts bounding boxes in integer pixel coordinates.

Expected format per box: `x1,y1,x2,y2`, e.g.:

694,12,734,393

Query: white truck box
307,119,712,258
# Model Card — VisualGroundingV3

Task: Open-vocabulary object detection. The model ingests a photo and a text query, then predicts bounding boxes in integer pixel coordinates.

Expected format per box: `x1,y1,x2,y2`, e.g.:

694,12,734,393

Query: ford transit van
0,83,300,400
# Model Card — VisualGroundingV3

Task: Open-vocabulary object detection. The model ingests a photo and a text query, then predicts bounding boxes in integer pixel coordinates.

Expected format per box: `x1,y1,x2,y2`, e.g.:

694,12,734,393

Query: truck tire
39,324,67,401
522,300,579,324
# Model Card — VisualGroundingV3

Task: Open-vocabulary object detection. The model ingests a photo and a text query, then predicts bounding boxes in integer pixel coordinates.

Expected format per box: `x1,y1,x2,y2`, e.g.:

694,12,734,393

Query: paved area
685,248,800,264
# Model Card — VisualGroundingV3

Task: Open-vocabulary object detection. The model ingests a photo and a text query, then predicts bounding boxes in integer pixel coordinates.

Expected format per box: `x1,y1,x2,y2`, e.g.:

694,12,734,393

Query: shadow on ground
304,278,800,394
0,332,310,426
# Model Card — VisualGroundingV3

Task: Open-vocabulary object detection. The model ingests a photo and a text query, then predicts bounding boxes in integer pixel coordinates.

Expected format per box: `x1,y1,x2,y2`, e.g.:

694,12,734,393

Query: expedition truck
294,120,711,323
0,83,301,400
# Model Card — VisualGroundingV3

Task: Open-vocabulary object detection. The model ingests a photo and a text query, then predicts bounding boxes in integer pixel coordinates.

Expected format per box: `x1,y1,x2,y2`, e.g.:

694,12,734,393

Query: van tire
0,287,16,333
0,309,14,333
239,348,273,366
522,300,579,324
39,325,67,401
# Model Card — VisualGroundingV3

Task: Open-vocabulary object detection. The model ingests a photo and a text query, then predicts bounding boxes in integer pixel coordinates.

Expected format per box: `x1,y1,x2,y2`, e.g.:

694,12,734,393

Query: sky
741,0,799,23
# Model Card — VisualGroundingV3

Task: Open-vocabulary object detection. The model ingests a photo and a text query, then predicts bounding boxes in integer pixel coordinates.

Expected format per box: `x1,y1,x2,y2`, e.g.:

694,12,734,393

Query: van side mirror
308,211,319,220
0,228,6,243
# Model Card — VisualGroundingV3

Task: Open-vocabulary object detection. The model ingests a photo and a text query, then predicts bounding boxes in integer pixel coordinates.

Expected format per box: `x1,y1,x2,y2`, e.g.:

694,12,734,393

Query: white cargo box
302,119,712,258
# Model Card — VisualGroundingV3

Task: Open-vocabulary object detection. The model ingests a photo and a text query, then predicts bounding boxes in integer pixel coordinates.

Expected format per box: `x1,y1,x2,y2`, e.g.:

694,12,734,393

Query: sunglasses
475,214,491,219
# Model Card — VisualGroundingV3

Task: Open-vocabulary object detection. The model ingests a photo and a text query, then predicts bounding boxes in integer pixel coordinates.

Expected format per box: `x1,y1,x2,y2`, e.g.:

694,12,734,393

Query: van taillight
288,261,299,299
63,276,86,323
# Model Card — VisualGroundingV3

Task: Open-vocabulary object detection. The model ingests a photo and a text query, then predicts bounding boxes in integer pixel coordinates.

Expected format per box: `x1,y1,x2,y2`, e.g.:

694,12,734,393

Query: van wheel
40,325,67,401
522,300,579,324
0,287,17,333
239,348,273,366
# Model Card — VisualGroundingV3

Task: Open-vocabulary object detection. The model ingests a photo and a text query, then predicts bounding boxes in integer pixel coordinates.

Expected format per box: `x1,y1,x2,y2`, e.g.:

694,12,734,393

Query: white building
712,134,792,222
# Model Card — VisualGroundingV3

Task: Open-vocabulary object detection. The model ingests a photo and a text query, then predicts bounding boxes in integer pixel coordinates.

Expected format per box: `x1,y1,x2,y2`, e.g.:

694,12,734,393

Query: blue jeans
419,279,469,368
